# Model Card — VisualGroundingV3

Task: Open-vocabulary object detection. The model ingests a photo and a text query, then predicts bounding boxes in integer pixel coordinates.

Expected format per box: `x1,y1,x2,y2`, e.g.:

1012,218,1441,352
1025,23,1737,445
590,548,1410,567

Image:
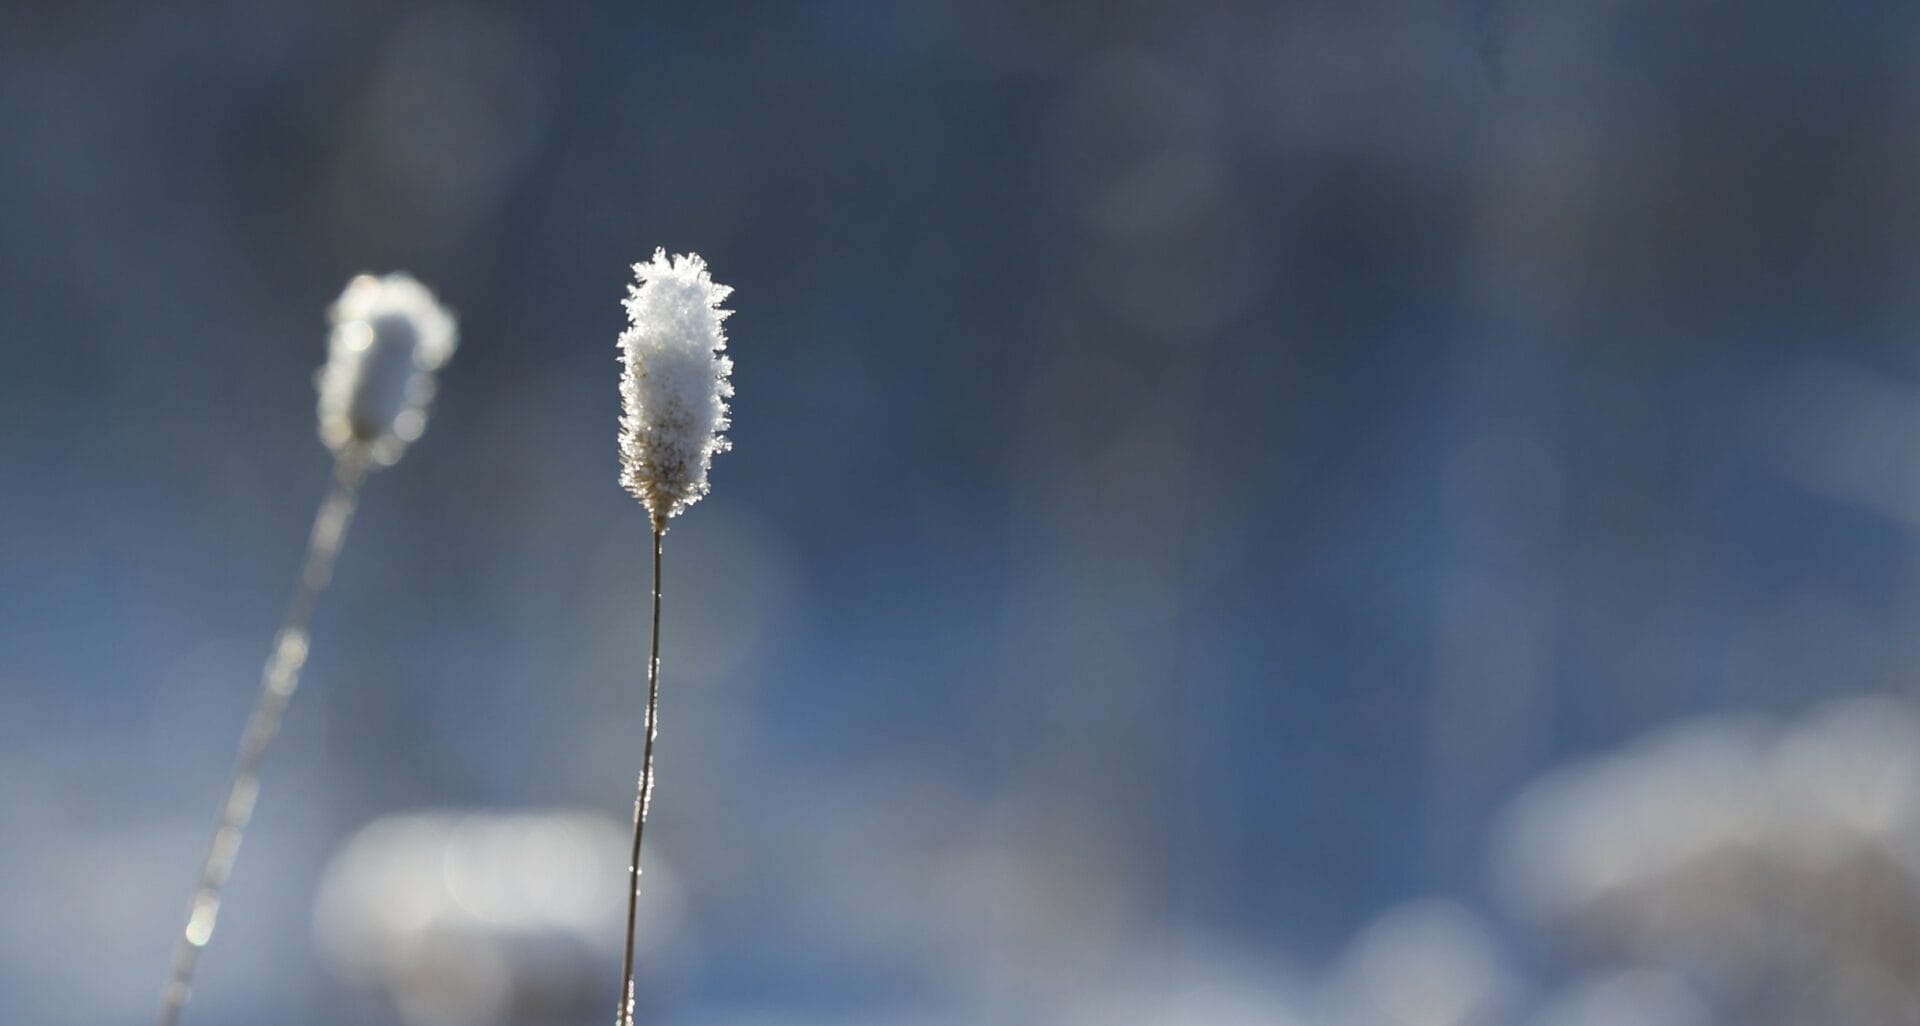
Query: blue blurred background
9,2,1920,1024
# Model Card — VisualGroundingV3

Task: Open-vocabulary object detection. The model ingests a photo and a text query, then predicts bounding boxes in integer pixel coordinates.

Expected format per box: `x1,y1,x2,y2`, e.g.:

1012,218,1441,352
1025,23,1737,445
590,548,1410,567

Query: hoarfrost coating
316,273,458,466
618,249,734,521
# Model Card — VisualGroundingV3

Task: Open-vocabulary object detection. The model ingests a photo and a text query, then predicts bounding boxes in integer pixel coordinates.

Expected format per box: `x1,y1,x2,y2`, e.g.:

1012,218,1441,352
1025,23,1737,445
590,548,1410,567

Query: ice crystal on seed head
618,249,734,522
316,273,457,466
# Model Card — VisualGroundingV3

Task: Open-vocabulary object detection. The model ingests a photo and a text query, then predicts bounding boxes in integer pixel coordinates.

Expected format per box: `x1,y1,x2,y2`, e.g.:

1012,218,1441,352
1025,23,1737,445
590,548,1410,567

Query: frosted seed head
617,249,734,522
316,273,458,466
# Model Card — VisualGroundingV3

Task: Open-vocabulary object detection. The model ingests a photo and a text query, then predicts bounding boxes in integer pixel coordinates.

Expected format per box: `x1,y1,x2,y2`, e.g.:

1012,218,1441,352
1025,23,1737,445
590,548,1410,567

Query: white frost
618,249,734,521
316,273,458,466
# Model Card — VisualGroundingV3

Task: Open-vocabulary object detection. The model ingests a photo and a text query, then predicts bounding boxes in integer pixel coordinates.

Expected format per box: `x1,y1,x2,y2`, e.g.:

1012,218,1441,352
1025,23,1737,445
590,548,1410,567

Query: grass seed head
618,249,734,522
317,273,458,466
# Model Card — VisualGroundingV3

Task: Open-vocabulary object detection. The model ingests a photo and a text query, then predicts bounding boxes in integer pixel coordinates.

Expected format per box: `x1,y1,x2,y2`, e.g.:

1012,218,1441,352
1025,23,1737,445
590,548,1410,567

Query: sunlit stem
156,452,370,1026
618,517,666,1026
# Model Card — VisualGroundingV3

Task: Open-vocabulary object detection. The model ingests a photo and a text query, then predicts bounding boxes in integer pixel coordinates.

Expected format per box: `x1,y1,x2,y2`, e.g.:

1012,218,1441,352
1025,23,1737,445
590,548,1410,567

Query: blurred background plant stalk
157,451,368,1026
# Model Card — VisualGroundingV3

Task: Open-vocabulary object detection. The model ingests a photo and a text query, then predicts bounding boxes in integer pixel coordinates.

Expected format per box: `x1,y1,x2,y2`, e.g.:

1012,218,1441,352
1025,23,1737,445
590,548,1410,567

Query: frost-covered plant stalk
614,250,733,1026
157,274,456,1026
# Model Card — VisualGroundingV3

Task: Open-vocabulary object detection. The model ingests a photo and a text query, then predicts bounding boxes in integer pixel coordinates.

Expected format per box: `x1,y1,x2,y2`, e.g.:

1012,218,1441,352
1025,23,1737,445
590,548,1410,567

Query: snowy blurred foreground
274,696,1920,1025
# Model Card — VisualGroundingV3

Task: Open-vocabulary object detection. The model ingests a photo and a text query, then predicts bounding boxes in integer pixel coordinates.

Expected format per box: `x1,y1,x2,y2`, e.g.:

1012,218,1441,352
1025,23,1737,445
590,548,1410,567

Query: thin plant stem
618,517,666,1026
156,452,371,1026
